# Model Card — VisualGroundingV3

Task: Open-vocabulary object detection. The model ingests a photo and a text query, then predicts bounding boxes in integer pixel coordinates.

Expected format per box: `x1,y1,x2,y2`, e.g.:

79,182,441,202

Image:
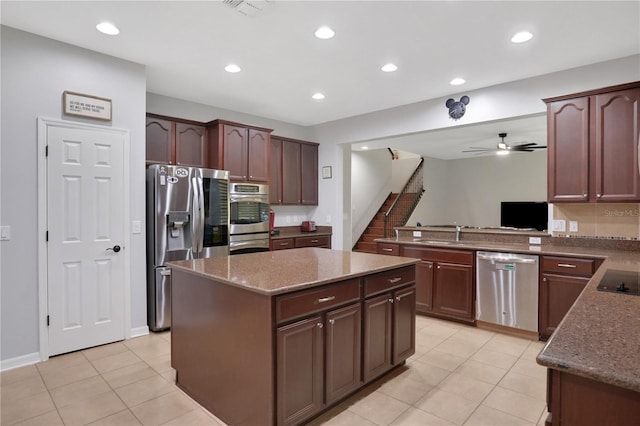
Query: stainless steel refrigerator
146,164,230,331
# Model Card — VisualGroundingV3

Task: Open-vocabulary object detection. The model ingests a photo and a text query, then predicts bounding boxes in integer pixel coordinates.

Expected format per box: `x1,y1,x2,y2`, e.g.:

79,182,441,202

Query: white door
47,124,126,356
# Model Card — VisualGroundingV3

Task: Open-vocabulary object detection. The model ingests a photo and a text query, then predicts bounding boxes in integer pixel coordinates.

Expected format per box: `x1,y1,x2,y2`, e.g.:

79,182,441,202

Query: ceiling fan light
497,142,507,150
496,150,509,156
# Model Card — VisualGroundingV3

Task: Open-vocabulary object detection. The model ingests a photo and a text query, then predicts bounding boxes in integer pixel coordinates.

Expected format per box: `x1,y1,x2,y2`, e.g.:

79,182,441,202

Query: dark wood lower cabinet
415,261,434,313
433,262,474,320
539,273,590,340
363,294,393,382
325,304,362,404
393,286,416,364
546,368,640,425
277,316,324,426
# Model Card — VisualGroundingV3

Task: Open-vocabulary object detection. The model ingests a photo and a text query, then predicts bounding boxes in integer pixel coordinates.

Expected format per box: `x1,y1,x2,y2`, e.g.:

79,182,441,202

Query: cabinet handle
318,296,336,303
557,263,577,268
280,242,289,246
329,319,335,325
543,278,547,282
437,265,441,269
388,298,394,304
429,264,433,269
311,240,318,243
597,193,602,198
382,248,393,252
388,277,402,284
396,296,401,302
317,322,323,329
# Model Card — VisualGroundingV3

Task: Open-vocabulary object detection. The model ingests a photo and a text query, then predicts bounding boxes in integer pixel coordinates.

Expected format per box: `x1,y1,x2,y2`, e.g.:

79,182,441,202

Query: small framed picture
322,166,332,179
63,91,112,121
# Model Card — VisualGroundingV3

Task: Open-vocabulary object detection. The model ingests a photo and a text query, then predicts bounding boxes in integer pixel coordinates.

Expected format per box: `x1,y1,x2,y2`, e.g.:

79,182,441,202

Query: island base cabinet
363,286,416,383
277,316,324,426
546,369,640,425
276,303,362,426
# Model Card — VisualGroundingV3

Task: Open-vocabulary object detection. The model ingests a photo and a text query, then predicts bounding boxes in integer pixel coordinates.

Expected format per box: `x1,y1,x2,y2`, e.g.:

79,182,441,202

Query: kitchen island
168,248,419,426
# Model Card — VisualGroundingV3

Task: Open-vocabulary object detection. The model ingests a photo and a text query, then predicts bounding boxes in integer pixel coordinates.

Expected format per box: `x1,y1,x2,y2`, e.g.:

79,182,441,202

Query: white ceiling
2,1,639,159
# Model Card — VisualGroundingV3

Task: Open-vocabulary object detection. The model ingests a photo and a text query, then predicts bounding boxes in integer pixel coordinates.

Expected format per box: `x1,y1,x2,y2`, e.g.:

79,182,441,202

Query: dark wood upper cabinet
207,120,272,182
270,138,283,204
300,143,318,205
593,87,640,202
175,122,206,167
545,82,640,203
146,116,173,165
272,136,319,206
146,115,207,167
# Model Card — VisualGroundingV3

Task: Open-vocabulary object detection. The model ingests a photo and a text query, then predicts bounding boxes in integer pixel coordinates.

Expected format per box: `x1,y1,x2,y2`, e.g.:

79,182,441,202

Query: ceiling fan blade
512,142,537,148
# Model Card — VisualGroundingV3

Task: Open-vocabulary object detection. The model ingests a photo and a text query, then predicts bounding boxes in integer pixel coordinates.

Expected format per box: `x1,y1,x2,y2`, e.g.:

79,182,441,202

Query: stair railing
383,158,425,237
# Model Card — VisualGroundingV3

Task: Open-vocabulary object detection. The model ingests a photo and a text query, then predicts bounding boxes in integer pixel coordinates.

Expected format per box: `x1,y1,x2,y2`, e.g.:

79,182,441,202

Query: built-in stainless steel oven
229,183,270,254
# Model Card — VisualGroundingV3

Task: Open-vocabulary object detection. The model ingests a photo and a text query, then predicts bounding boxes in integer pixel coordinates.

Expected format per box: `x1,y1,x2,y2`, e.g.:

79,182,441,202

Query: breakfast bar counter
168,248,419,426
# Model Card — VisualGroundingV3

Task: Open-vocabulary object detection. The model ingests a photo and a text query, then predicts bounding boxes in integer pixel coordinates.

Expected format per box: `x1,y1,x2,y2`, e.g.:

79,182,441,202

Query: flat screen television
500,201,548,231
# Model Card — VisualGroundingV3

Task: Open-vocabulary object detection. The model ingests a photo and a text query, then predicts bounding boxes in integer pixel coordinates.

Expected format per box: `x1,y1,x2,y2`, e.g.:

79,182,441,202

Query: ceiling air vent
223,0,272,17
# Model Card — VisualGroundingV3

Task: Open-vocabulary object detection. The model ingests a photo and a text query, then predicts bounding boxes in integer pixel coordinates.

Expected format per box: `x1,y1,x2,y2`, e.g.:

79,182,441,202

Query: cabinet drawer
295,235,330,248
402,246,473,265
271,238,295,251
377,243,400,256
276,279,361,324
364,266,416,297
542,256,595,277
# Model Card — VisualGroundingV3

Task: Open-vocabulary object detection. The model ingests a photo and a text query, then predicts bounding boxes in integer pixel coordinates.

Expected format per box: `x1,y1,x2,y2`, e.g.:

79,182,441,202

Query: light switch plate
569,221,578,232
132,220,141,234
529,237,541,244
0,226,10,241
552,220,566,232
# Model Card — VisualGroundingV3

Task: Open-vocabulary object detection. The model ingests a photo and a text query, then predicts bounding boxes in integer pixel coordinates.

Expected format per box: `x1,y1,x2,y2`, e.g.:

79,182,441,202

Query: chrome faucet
455,225,462,241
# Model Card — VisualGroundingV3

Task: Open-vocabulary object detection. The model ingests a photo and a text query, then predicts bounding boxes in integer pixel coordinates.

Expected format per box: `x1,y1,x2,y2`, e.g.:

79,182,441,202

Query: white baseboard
129,325,149,338
0,352,42,372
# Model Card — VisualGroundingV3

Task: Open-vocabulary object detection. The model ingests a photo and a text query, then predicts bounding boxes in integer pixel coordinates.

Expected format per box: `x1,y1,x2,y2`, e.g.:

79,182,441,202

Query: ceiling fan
463,132,547,155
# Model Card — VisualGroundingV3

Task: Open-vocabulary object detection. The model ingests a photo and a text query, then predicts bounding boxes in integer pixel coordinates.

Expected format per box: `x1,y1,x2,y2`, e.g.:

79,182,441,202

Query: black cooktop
596,269,640,296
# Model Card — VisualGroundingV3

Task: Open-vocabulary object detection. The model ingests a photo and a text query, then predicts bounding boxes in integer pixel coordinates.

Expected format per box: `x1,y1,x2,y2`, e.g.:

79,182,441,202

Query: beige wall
553,204,640,239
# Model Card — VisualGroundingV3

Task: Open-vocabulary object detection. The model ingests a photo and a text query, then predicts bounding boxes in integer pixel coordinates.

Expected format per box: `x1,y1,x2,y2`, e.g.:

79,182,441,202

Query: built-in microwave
229,183,270,253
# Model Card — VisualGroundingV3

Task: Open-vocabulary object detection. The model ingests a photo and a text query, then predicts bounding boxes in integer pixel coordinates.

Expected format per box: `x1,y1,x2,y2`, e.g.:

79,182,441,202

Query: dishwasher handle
476,252,538,264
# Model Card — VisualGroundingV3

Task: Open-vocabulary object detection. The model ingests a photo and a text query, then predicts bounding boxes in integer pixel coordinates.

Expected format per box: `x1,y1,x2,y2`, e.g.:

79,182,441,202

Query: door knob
107,245,121,253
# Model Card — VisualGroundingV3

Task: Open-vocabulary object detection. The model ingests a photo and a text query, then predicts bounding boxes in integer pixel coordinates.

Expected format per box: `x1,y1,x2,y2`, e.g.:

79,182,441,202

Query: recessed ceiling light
312,93,325,100
96,22,119,35
450,78,466,86
225,64,241,73
511,31,533,43
315,26,335,39
381,63,398,73
361,146,369,150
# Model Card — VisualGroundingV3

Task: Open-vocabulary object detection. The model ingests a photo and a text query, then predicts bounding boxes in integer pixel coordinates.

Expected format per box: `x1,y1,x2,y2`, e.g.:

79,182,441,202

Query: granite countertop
168,247,419,296
270,225,332,240
377,234,640,393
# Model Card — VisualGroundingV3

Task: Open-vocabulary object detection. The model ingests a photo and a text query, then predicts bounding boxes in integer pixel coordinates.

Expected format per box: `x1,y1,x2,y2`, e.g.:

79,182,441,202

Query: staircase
353,194,396,253
353,158,425,254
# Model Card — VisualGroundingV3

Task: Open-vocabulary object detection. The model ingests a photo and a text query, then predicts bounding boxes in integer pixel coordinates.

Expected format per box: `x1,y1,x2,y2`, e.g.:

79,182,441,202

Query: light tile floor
1,315,548,426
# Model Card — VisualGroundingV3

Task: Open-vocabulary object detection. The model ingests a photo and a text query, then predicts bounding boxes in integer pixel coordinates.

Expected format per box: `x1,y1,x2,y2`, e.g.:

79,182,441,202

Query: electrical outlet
326,215,331,224
0,226,10,241
413,231,422,238
529,237,541,245
552,220,566,232
570,221,578,232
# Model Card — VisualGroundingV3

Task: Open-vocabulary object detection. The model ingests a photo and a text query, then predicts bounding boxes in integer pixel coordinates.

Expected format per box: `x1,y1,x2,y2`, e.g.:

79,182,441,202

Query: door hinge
46,231,49,242
46,315,50,326
45,146,48,157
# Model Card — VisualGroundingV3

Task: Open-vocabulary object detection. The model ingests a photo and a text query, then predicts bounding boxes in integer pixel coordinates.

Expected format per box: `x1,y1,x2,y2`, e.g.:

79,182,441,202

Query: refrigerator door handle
197,176,205,255
191,176,200,256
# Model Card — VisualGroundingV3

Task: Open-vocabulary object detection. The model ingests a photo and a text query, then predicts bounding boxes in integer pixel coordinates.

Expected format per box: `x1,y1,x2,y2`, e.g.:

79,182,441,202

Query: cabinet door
222,124,248,181
277,316,324,426
593,88,640,202
363,293,393,382
325,304,361,404
282,141,301,204
547,97,591,202
247,128,269,182
393,286,416,364
415,261,434,313
300,143,318,205
175,123,206,167
434,262,474,321
270,138,283,204
539,273,589,340
146,117,173,165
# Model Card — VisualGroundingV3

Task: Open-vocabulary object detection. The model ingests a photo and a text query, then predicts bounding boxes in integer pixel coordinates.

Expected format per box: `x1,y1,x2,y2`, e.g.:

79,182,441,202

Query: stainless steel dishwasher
476,251,539,332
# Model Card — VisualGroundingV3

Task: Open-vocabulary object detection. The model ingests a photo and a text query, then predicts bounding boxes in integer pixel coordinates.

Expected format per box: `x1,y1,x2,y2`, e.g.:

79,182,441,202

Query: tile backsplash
553,203,640,239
